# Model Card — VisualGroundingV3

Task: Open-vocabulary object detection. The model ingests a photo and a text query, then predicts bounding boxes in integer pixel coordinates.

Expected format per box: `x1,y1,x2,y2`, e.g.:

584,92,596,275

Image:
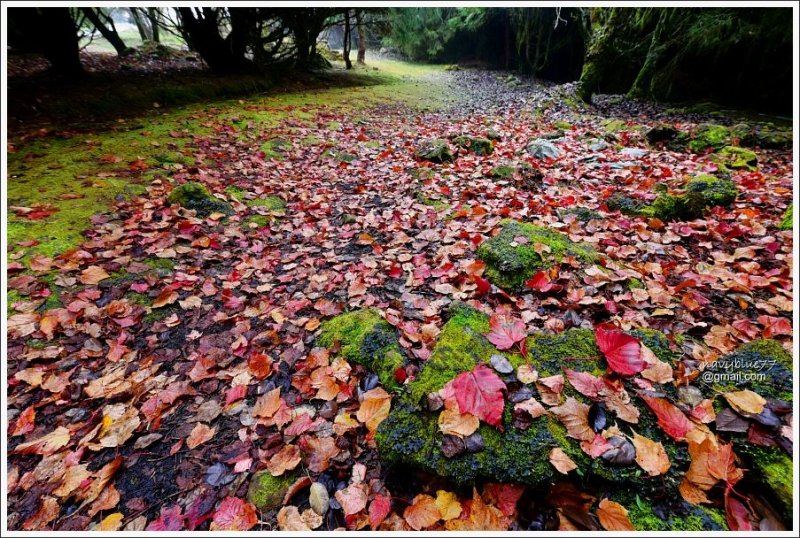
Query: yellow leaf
724,390,766,415
434,490,462,521
97,512,123,531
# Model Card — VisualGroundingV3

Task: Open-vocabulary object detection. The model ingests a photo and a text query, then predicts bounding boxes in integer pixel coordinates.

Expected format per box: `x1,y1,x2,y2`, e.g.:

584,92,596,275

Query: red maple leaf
640,395,692,441
595,324,645,376
486,315,526,350
452,364,506,428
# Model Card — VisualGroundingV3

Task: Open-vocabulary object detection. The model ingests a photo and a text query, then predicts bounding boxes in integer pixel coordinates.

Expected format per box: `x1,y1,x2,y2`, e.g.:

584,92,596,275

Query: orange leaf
267,444,301,476
186,422,215,449
79,266,110,285
549,447,578,474
597,498,634,531
404,494,440,530
355,387,392,432
632,432,670,476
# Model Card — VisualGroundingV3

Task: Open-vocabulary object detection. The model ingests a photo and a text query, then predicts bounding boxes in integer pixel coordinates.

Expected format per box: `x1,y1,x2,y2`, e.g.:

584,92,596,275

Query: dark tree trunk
130,8,152,41
147,8,160,43
81,8,131,56
343,10,352,70
7,8,83,76
176,8,254,73
356,10,366,64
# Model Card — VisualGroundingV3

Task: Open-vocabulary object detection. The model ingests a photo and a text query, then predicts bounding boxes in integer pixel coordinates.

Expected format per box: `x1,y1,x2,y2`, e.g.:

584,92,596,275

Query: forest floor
5,58,794,532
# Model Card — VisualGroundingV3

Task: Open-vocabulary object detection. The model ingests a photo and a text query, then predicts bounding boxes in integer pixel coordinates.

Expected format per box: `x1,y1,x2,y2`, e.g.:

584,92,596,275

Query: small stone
309,482,330,516
490,354,514,374
601,436,636,466
508,386,534,403
441,435,466,458
526,138,561,160
427,392,444,412
620,147,647,159
465,432,485,453
677,385,704,407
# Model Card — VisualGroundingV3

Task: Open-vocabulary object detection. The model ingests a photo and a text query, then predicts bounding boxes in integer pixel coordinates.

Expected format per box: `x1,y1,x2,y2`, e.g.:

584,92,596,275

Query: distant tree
356,10,367,64
129,8,152,42
343,9,353,69
7,8,83,76
80,7,132,56
147,8,161,43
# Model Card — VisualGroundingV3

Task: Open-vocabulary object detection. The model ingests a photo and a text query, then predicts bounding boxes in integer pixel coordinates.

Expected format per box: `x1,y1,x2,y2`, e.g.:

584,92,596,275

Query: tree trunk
356,10,366,64
147,8,160,43
176,7,253,73
343,10,352,70
81,8,130,56
8,8,84,76
130,8,152,41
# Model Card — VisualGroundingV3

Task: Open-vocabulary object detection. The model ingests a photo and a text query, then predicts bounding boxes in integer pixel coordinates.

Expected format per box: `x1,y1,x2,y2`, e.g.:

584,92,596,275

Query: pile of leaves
6,66,793,531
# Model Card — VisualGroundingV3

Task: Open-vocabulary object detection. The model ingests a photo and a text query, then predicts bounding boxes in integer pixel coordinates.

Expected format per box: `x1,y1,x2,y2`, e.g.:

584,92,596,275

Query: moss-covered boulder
453,135,493,156
488,163,515,179
415,139,454,163
607,175,737,221
476,220,597,290
611,491,728,531
716,146,758,170
779,203,793,231
708,339,793,524
731,122,792,150
167,181,234,216
247,471,297,511
646,124,686,147
376,304,683,490
317,309,406,390
687,123,730,153
559,207,603,223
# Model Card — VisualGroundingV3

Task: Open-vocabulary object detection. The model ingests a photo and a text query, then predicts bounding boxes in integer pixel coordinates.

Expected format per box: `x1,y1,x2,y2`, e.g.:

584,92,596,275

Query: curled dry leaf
549,447,578,474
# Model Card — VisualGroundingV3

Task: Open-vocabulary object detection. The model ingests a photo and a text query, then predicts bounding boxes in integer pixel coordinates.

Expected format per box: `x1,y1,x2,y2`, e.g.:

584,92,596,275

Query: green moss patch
318,309,406,390
414,139,454,163
247,471,297,511
167,181,233,216
779,203,792,231
476,219,598,290
453,135,493,156
687,123,730,153
716,146,758,170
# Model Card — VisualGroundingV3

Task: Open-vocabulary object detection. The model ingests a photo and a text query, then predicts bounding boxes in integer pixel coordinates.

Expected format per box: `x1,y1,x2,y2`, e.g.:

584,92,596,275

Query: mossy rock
453,135,493,156
646,124,681,146
608,175,737,221
486,128,502,141
559,206,603,223
488,164,515,179
733,123,792,150
716,146,758,170
612,491,728,531
167,181,233,216
602,119,628,133
687,123,730,153
710,339,793,525
555,120,573,130
317,309,406,390
476,220,597,290
247,471,297,511
415,139,454,163
377,304,684,490
779,203,793,231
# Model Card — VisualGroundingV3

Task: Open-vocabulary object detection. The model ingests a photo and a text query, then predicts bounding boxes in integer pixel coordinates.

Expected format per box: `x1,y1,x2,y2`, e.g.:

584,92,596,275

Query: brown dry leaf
310,367,340,401
514,397,547,419
434,490,462,521
355,387,391,433
277,506,323,530
550,397,594,441
724,390,766,415
88,484,120,517
80,266,110,285
54,464,92,498
22,496,60,530
438,407,479,437
186,422,216,449
334,483,368,515
597,498,634,531
152,288,179,308
640,345,673,383
253,387,282,418
303,435,340,473
549,447,578,474
404,494,440,530
13,426,71,455
679,480,710,505
445,488,509,530
632,432,670,476
268,444,302,476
